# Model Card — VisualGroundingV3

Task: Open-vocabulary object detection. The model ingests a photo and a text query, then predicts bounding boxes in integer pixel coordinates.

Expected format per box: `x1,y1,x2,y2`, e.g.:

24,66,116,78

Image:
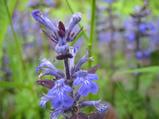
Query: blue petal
127,32,135,42
50,109,63,119
73,77,82,85
52,93,73,109
52,94,63,108
87,74,98,80
88,82,98,94
39,59,55,69
68,13,81,32
78,84,89,96
62,95,74,108
63,85,72,92
35,66,41,73
74,53,89,72
39,96,50,107
41,68,64,78
94,101,109,113
47,87,57,96
104,0,115,3
32,10,57,32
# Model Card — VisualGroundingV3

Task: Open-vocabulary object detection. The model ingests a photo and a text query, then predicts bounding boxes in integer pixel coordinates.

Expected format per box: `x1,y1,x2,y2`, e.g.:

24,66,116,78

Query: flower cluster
33,10,108,118
124,2,156,61
32,10,82,60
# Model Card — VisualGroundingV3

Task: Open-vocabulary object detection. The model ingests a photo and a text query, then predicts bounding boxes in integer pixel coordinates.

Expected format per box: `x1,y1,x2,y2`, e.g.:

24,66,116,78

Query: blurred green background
0,0,159,119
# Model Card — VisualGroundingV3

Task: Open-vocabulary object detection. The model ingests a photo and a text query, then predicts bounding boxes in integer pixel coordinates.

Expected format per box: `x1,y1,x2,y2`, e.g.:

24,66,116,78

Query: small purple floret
40,79,73,109
73,71,98,96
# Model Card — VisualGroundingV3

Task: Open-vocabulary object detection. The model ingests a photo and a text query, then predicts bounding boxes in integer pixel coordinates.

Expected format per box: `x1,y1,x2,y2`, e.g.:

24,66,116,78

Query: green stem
88,0,96,68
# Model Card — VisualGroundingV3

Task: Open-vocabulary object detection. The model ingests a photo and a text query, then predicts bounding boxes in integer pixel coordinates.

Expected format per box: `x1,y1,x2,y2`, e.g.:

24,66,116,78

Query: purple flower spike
40,79,73,109
73,71,98,96
33,10,103,118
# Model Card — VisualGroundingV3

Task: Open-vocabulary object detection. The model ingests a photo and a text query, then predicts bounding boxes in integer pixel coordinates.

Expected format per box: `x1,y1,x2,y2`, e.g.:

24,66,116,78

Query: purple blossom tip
32,9,57,32
72,13,82,23
32,9,40,20
68,13,82,32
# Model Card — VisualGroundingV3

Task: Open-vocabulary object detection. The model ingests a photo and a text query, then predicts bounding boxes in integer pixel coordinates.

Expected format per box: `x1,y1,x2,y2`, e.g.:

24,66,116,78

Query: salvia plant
130,1,156,89
125,0,155,62
32,10,108,119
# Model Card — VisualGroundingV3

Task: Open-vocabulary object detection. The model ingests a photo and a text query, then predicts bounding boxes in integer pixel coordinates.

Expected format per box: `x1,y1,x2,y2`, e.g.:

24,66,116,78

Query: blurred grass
0,0,17,59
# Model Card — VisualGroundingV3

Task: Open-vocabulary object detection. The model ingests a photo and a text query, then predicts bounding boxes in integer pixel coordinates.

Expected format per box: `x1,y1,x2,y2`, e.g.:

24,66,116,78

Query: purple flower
126,32,136,42
73,52,89,72
32,10,58,34
50,109,63,119
139,22,155,33
40,79,74,109
73,71,98,96
36,59,64,78
45,0,55,7
98,32,112,42
139,23,148,33
32,10,82,58
36,59,56,72
136,51,150,60
103,0,115,4
80,100,109,113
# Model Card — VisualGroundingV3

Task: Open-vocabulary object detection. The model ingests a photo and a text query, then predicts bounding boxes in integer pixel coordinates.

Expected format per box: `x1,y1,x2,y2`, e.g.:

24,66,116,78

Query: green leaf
120,66,159,74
